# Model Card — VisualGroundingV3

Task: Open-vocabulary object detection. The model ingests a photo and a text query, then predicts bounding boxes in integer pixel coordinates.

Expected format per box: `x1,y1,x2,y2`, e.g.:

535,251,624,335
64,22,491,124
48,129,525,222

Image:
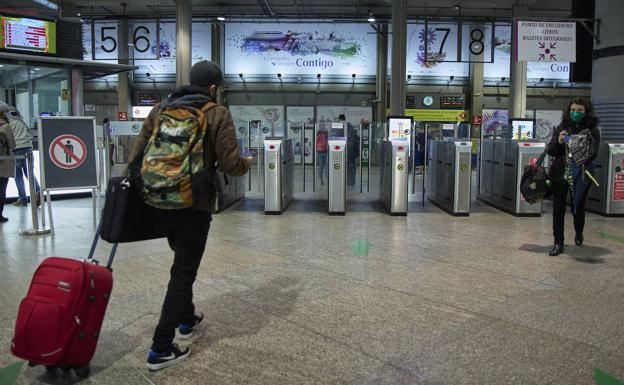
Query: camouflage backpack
141,102,216,209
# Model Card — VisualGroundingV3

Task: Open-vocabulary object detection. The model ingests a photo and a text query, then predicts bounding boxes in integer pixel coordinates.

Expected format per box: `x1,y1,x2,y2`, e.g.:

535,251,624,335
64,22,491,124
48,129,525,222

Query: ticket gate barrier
478,139,545,216
328,138,347,215
586,142,624,216
427,140,472,216
379,139,409,215
264,138,294,214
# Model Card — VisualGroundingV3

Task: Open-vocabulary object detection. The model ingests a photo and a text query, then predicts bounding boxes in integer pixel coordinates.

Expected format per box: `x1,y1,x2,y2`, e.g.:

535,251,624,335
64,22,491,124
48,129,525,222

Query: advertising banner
286,106,315,125
224,23,377,76
406,23,469,77
229,105,285,146
516,21,576,62
316,106,372,125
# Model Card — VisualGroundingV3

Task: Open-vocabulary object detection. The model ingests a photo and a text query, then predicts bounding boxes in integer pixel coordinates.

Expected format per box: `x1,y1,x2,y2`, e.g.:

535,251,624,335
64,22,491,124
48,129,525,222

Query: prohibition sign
49,134,87,169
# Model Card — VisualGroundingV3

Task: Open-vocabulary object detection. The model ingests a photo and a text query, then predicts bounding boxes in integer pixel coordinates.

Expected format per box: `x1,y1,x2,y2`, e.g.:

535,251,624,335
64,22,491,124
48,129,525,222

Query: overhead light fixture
317,73,321,79
34,68,41,71
239,73,244,79
352,73,356,78
454,5,461,10
217,16,226,21
277,73,282,78
32,0,58,10
367,16,375,23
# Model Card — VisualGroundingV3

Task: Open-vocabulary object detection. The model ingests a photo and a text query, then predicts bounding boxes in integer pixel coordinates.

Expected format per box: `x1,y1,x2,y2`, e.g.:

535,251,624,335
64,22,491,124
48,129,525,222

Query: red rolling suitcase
11,225,117,378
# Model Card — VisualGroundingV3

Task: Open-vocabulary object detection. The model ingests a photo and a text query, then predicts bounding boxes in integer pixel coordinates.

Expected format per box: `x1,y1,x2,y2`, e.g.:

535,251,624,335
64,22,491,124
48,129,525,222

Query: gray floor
1,196,623,384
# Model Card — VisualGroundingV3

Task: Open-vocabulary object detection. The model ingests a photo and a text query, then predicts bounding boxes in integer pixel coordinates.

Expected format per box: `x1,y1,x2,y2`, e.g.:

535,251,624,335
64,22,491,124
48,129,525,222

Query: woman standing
547,98,601,256
0,103,17,222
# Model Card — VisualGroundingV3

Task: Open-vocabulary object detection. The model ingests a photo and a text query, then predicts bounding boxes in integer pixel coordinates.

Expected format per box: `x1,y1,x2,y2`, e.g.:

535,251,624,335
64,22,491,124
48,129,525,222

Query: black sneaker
146,343,190,371
177,312,204,340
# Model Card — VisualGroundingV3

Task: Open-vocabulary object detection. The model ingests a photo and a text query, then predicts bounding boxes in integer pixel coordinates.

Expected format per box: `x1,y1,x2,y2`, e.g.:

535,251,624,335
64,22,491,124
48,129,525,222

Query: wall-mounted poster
229,105,285,147
484,25,570,80
286,106,315,164
535,110,563,141
482,109,509,137
406,23,470,77
316,106,372,126
225,23,377,76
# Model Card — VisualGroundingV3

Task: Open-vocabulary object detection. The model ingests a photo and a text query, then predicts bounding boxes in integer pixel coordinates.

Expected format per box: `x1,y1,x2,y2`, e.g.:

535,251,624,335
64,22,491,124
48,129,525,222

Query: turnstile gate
478,139,545,216
379,139,409,215
328,138,347,215
264,138,294,214
587,142,624,216
428,140,472,216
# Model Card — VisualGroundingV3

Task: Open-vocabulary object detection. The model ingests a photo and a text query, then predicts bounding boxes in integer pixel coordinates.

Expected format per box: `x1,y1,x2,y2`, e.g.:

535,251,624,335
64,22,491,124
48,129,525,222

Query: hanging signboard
404,109,469,122
225,23,377,76
39,117,98,190
515,21,576,62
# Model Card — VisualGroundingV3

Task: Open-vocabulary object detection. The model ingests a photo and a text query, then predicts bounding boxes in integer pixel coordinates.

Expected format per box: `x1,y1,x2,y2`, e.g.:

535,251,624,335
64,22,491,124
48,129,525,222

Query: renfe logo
296,58,334,69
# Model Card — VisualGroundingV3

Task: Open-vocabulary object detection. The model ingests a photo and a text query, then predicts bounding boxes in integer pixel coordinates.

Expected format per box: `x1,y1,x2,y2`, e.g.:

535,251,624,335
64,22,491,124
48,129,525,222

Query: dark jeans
0,177,8,216
552,182,590,245
13,147,40,202
150,208,212,353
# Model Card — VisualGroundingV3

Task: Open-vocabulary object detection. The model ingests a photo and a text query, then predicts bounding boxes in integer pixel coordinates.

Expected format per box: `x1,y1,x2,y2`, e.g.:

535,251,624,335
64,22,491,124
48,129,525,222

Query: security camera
146,72,151,78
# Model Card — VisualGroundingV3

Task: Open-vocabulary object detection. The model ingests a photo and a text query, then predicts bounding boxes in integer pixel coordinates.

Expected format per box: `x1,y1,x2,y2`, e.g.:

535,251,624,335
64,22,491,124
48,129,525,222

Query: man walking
126,61,251,371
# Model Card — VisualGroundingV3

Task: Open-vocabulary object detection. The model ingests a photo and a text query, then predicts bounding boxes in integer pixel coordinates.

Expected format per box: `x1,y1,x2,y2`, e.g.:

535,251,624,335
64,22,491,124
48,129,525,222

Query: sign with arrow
515,21,576,62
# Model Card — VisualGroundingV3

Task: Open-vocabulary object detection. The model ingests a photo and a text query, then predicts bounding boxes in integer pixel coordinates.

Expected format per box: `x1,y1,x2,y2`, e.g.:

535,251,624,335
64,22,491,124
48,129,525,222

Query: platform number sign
423,21,495,64
89,21,160,60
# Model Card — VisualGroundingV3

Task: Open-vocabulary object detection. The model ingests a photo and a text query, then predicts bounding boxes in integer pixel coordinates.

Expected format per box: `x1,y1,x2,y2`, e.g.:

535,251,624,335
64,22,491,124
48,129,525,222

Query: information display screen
511,119,536,140
0,16,56,54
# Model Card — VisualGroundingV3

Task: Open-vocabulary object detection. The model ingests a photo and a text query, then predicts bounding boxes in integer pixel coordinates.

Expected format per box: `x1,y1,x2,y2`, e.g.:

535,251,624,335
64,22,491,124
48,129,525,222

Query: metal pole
46,190,54,234
18,152,50,236
103,120,111,192
247,124,251,191
422,124,427,206
313,123,317,193
301,124,305,192
359,124,363,194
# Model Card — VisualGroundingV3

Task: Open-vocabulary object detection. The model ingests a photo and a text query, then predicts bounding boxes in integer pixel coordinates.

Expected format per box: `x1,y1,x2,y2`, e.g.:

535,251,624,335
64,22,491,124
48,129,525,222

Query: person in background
339,114,360,186
0,103,17,222
316,128,329,185
547,98,600,256
126,61,251,370
6,106,41,207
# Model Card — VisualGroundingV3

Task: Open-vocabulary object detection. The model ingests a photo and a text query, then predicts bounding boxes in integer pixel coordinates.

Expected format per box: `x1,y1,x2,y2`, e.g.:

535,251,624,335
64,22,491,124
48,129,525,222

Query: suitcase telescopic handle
89,218,118,271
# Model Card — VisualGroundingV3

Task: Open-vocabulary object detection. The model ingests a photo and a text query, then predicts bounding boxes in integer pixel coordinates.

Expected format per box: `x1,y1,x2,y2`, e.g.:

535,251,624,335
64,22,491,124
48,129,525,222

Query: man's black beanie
190,61,225,87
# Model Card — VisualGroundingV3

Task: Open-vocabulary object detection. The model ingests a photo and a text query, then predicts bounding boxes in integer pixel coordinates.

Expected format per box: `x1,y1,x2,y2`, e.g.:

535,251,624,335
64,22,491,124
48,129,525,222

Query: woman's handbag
100,176,165,243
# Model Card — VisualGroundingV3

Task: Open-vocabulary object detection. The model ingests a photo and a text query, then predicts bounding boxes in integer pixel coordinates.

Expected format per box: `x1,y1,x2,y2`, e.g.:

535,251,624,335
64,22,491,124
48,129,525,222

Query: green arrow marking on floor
352,240,370,257
599,233,624,244
0,361,24,385
596,368,624,385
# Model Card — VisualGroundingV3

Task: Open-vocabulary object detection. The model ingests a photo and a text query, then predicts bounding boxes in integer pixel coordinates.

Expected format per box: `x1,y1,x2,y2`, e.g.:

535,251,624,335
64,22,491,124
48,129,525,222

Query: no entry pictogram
49,134,87,169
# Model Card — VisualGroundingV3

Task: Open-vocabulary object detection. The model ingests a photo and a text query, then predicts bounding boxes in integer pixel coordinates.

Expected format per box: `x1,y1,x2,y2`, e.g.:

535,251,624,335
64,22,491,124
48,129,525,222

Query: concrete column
376,24,388,122
71,69,84,116
509,4,529,118
389,0,407,116
591,0,624,99
176,0,192,87
117,20,131,118
470,66,484,138
211,23,224,104
470,29,485,138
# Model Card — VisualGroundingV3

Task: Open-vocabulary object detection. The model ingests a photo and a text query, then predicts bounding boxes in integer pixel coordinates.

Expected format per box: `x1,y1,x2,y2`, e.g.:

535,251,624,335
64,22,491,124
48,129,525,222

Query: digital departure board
0,16,56,54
